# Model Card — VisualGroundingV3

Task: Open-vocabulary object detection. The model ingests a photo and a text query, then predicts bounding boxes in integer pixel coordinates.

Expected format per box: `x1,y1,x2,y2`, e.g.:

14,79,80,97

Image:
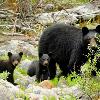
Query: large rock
25,82,90,100
35,3,100,25
0,85,14,100
0,40,38,57
0,79,24,99
19,59,32,70
15,71,36,88
35,10,77,25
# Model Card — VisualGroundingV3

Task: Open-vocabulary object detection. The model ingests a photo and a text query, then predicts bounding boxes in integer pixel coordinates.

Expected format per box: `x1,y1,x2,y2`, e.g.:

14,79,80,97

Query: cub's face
39,54,51,81
8,52,23,66
40,54,50,67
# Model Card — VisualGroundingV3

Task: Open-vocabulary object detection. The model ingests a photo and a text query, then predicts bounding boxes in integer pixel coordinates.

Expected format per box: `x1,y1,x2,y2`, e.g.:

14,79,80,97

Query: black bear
27,54,51,81
38,23,100,81
0,52,23,85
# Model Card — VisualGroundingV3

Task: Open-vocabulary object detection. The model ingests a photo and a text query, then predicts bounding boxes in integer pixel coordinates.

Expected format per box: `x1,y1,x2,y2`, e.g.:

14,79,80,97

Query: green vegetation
80,76,100,98
59,94,76,100
16,67,27,75
0,0,5,3
43,96,57,100
66,72,82,86
31,0,90,13
50,77,58,86
39,0,90,5
0,54,8,60
0,71,9,80
22,54,37,61
15,92,30,100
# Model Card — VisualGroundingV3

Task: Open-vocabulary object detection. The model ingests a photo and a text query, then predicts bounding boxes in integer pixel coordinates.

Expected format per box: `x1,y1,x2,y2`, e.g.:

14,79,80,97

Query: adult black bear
38,23,100,81
27,54,51,81
0,52,23,85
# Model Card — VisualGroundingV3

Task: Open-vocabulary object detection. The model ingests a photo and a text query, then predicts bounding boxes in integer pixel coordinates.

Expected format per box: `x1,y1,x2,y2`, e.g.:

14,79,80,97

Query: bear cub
27,54,51,81
0,52,23,85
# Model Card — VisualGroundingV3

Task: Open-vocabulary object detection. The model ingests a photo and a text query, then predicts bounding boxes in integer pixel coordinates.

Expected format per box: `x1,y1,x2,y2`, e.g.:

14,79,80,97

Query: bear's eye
42,58,45,60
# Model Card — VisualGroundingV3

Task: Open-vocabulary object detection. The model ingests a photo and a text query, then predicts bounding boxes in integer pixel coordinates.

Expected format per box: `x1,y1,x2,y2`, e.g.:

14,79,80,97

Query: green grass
22,54,37,61
0,54,8,60
43,96,57,100
50,77,59,86
15,67,27,76
79,76,100,98
55,0,90,4
66,72,82,86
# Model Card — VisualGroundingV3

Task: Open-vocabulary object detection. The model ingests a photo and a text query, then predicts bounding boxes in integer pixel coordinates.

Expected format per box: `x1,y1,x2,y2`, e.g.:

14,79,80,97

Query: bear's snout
12,60,19,66
90,37,97,49
43,60,49,66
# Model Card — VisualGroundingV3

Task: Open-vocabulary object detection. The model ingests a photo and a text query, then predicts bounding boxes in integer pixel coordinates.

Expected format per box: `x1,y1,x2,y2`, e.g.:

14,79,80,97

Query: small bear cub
27,54,51,81
0,52,23,85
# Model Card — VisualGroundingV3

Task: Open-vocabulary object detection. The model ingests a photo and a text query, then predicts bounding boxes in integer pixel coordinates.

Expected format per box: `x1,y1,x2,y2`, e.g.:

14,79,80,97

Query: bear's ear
19,52,23,57
95,25,100,33
48,52,53,57
82,27,89,36
8,52,12,57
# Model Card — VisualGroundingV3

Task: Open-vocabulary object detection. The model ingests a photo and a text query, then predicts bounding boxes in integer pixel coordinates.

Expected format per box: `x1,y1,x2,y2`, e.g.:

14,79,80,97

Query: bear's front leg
7,71,17,85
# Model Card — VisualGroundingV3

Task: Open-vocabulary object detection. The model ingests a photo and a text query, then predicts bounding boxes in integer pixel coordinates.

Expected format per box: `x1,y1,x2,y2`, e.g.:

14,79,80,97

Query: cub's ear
19,52,23,57
48,52,53,57
82,27,89,36
8,52,12,57
95,25,100,33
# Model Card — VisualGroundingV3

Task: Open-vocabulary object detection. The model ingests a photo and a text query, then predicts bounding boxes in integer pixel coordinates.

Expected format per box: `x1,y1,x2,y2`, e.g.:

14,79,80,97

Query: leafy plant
16,92,30,100
65,72,82,86
0,71,9,80
79,34,100,99
16,67,27,75
43,96,57,100
50,77,59,86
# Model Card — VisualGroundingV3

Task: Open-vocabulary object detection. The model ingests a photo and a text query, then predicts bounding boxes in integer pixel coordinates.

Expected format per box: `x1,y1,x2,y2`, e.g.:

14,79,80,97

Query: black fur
0,52,23,85
38,23,100,80
27,54,51,81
